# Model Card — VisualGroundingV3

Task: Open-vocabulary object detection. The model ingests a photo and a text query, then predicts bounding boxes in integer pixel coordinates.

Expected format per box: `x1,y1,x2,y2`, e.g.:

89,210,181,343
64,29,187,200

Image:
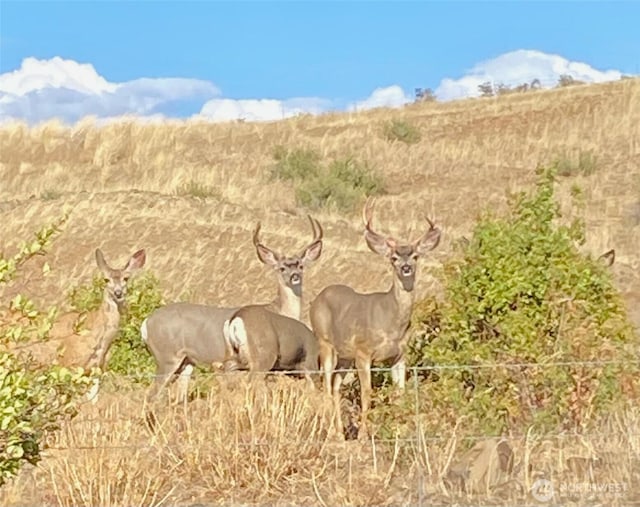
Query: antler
362,197,396,248
412,213,441,253
296,215,323,258
252,222,263,248
308,215,323,243
252,221,280,263
424,214,436,231
362,196,375,231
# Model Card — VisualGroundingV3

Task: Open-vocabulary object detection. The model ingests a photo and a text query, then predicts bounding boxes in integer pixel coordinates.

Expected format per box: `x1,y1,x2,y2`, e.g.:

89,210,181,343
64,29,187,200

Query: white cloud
435,49,624,101
0,57,221,124
0,51,629,125
347,85,412,112
198,96,332,122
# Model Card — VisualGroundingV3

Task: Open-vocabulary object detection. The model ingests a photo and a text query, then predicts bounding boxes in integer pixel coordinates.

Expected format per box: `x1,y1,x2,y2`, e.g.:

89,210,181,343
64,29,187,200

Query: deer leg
332,370,345,439
86,328,118,370
391,357,406,389
85,377,101,405
355,355,372,441
319,341,335,396
148,357,189,403
300,354,317,390
175,363,194,404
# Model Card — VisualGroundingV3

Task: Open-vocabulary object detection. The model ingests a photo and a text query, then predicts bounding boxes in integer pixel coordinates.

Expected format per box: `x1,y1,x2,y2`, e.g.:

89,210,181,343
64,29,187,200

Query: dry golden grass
1,79,638,322
0,376,638,506
1,79,640,505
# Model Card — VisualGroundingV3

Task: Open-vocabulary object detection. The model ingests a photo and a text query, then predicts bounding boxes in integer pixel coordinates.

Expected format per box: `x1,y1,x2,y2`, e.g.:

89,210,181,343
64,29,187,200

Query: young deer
141,215,323,407
310,197,441,438
9,248,146,401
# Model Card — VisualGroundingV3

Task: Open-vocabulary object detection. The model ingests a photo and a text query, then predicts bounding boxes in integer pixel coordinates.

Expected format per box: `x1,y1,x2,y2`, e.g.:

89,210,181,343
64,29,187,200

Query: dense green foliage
0,355,90,485
0,217,91,486
371,166,638,437
271,146,385,212
68,272,163,381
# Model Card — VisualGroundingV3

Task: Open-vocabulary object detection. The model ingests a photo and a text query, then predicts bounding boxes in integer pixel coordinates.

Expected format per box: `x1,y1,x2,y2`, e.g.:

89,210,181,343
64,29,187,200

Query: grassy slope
1,79,639,323
1,79,639,506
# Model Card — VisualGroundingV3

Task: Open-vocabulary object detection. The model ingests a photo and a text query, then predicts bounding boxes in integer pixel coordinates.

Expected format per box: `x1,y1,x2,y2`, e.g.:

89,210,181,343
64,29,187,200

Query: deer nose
401,265,413,276
114,289,123,298
290,273,301,285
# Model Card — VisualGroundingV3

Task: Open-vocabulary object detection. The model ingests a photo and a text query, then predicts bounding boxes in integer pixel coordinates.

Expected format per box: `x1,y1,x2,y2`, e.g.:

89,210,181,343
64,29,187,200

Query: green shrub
556,151,598,177
270,147,385,212
0,216,91,486
371,166,638,438
296,157,385,211
271,146,321,181
68,272,163,382
0,355,90,486
382,119,421,144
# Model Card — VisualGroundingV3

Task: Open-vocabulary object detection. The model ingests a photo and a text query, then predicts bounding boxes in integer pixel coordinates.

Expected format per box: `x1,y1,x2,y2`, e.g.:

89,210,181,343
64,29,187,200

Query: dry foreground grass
1,79,639,506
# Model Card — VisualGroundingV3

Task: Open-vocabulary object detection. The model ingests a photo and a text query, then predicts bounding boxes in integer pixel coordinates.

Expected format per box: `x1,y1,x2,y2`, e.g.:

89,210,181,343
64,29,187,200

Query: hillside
1,78,640,507
1,78,638,327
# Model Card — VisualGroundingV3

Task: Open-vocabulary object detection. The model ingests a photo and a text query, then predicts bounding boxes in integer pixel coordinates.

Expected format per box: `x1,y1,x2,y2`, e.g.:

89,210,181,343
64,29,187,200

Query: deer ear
95,248,111,276
256,244,280,267
301,240,322,265
125,249,146,272
598,249,615,267
364,231,395,257
414,227,441,256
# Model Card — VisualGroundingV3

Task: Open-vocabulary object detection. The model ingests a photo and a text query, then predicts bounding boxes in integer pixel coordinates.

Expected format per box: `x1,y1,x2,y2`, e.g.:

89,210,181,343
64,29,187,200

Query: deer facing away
222,218,323,381
224,304,320,383
141,215,323,406
310,197,441,438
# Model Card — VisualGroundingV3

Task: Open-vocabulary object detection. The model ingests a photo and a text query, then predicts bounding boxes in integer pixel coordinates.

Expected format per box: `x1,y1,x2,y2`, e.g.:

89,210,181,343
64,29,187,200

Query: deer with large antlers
7,248,146,401
310,197,441,438
141,215,323,408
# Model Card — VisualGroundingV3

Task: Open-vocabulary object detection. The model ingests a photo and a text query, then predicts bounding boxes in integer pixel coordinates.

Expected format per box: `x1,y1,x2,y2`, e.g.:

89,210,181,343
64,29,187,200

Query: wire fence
14,359,638,507
67,358,640,433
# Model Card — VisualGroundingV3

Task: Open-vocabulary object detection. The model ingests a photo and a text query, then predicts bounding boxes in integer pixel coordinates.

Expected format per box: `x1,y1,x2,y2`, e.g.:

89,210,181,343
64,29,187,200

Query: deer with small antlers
141,215,323,408
310,197,441,438
223,218,323,381
8,248,146,401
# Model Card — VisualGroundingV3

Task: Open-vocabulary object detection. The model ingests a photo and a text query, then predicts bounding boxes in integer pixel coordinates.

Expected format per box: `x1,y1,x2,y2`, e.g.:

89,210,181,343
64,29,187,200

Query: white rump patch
140,318,148,343
228,317,247,351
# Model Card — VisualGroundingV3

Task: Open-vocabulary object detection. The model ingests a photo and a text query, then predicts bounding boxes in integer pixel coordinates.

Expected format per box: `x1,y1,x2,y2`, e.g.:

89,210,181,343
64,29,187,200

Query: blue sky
0,1,638,124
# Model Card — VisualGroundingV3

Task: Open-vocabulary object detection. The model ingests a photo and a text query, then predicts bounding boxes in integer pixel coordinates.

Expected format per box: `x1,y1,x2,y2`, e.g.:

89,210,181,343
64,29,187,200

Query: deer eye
391,255,399,262
412,254,418,261
103,278,110,284
123,276,130,282
279,267,286,273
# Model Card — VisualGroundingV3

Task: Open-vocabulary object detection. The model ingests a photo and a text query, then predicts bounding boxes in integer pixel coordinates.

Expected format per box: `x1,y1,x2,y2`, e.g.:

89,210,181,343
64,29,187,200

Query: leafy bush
296,157,385,211
69,272,163,381
555,151,598,177
271,146,321,181
382,119,421,144
371,166,638,438
0,216,91,486
0,355,90,486
270,147,385,212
